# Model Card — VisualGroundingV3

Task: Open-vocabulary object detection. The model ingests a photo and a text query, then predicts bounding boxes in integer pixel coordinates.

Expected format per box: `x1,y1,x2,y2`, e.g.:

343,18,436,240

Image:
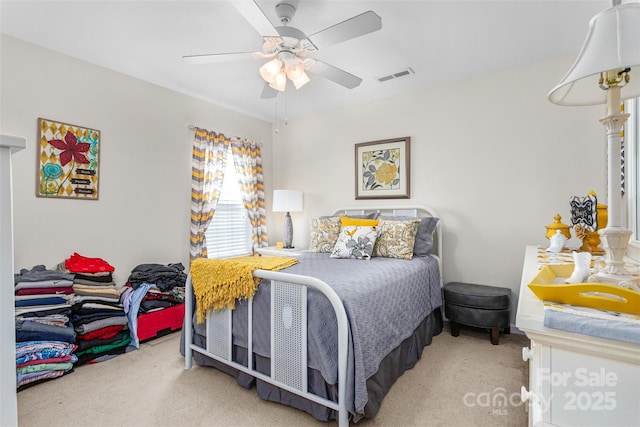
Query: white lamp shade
272,190,303,212
548,2,640,106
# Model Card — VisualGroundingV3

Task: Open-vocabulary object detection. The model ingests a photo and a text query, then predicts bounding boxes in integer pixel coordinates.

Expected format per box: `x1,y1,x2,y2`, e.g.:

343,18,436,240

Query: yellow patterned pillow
308,216,341,253
374,219,421,260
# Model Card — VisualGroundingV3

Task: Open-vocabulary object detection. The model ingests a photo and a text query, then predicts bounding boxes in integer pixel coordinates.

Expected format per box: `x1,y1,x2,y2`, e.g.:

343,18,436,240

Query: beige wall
270,57,605,318
0,35,273,285
2,34,607,323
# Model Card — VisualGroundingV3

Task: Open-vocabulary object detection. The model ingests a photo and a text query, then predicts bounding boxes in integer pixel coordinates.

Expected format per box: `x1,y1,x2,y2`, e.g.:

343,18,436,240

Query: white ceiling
0,0,615,122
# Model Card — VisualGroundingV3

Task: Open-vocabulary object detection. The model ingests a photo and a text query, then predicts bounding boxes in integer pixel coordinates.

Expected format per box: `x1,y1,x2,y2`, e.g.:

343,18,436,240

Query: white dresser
516,245,640,427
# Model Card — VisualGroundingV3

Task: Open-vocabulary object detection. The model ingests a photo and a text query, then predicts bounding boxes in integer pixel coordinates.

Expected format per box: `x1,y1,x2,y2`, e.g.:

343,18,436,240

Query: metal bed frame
183,206,442,426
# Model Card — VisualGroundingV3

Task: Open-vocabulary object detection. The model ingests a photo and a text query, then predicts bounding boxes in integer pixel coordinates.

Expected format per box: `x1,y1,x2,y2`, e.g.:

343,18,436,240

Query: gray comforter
194,252,442,417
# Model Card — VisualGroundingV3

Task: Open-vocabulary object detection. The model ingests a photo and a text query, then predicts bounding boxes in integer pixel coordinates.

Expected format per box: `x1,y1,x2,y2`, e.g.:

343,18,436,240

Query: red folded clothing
64,252,115,273
16,287,74,296
16,355,75,369
75,324,124,341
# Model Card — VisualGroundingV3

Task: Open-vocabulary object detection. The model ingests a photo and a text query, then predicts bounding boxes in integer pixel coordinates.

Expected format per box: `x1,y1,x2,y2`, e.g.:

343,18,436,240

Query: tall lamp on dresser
548,0,640,287
272,189,303,249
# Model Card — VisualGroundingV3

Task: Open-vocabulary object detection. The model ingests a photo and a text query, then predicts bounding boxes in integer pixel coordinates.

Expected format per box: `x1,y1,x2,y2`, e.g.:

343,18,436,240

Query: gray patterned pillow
308,216,341,253
374,219,421,260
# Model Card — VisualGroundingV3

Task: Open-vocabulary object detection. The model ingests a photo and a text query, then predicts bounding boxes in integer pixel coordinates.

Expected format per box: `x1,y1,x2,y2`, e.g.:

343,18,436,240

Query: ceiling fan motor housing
275,26,308,51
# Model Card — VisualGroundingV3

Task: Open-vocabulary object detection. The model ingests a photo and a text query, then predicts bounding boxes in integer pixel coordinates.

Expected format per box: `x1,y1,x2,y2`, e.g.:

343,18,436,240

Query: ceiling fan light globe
269,71,287,91
285,60,305,80
259,58,281,82
292,71,310,89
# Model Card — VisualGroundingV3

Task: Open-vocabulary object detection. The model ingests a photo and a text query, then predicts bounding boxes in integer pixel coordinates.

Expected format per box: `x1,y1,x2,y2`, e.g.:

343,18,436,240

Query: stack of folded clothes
14,265,74,299
15,341,77,390
122,263,187,348
64,253,131,365
14,265,77,390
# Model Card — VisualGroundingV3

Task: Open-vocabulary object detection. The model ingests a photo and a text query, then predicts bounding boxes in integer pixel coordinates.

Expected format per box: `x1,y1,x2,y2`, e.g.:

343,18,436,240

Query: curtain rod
187,125,263,146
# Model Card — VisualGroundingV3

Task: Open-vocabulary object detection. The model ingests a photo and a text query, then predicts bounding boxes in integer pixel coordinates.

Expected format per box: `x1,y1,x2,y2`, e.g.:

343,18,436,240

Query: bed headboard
330,206,443,284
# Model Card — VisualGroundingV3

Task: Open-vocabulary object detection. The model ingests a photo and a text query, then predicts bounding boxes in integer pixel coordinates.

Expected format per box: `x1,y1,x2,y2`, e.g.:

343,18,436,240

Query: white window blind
205,150,252,259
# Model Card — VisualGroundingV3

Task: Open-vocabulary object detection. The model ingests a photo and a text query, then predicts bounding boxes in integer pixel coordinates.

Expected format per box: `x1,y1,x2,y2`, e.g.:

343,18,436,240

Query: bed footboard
184,270,349,427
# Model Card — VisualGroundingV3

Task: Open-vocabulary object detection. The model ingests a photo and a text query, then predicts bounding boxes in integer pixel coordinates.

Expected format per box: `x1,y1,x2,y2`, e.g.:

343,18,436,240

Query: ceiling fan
182,1,382,99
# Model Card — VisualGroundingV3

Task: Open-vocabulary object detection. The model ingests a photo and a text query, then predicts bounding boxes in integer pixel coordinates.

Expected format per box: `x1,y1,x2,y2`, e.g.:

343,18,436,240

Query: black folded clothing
127,263,187,291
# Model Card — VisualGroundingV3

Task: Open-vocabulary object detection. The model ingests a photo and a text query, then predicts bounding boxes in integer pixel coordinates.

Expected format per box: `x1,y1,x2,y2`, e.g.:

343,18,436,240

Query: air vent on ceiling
377,68,415,83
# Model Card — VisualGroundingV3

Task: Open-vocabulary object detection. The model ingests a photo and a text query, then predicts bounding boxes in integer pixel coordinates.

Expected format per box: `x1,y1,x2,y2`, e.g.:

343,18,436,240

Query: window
205,150,252,258
625,97,640,261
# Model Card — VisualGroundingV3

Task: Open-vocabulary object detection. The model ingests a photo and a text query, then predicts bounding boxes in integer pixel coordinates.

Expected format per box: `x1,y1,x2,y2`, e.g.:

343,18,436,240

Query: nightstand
256,246,307,257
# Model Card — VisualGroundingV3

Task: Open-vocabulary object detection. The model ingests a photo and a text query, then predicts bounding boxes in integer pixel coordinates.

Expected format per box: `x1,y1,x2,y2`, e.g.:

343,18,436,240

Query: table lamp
548,0,640,287
272,190,303,248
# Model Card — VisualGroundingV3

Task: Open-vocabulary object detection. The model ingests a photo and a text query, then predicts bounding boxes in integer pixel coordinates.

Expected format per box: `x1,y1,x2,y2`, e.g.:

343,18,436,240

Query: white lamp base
584,86,639,291
589,270,640,291
588,226,640,290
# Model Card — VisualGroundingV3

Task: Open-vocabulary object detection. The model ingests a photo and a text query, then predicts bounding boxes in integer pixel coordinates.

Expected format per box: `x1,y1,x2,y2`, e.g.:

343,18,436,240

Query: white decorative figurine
566,251,592,284
546,229,568,253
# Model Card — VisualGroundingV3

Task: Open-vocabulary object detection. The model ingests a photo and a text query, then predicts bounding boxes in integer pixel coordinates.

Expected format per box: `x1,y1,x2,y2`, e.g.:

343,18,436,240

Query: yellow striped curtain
190,128,230,260
231,137,268,253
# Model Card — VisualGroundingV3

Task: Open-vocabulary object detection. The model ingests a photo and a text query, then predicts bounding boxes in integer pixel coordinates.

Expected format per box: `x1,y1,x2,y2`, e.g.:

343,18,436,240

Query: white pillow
330,225,378,260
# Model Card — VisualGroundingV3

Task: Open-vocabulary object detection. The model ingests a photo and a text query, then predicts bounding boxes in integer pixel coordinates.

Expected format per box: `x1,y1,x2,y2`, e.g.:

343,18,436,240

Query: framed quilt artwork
36,118,100,200
355,136,410,199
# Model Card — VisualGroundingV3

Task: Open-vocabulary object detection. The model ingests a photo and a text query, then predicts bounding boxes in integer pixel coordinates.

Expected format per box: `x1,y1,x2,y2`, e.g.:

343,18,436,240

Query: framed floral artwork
36,118,100,200
355,137,410,199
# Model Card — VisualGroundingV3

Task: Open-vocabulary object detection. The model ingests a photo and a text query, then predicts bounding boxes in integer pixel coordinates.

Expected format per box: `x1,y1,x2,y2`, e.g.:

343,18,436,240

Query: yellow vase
545,214,571,240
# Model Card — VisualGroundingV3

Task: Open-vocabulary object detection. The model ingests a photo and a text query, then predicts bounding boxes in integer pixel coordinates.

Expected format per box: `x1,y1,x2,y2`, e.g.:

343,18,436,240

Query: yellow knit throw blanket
191,256,298,323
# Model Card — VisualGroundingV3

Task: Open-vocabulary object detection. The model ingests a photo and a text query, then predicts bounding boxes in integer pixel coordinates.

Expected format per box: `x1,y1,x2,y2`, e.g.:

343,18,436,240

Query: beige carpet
17,324,530,427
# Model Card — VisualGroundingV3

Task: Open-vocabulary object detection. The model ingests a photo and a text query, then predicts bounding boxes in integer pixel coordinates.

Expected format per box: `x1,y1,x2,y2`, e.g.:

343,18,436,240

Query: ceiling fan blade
304,10,382,51
182,52,255,64
232,0,280,37
307,60,362,89
261,83,278,99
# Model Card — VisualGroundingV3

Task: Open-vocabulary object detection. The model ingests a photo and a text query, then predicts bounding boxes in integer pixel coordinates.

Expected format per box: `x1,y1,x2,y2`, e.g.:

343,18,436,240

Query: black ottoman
444,282,511,345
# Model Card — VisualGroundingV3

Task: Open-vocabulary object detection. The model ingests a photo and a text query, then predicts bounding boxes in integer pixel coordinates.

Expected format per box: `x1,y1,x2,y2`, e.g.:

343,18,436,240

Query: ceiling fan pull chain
274,100,279,135
284,91,289,126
